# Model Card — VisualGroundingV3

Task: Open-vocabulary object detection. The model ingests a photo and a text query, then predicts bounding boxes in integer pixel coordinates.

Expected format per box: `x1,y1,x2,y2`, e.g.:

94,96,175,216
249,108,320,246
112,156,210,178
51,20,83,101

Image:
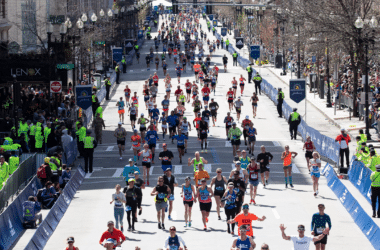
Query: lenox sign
10,68,42,77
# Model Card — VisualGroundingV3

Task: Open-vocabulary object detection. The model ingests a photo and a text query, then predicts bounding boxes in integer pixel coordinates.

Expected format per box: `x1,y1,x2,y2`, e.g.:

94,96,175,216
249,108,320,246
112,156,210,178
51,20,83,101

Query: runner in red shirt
99,221,126,249
193,113,202,140
185,79,192,102
247,159,259,204
241,116,252,146
174,85,183,103
226,88,234,111
212,64,219,79
153,72,159,86
201,85,211,105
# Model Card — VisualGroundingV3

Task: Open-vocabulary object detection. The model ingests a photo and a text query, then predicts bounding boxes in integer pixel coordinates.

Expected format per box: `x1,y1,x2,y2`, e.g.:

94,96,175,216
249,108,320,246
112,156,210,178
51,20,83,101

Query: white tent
152,0,172,7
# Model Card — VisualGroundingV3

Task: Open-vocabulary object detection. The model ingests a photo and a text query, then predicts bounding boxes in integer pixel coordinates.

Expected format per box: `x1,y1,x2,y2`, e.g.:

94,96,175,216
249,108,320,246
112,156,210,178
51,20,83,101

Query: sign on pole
250,45,260,60
235,37,244,49
289,79,306,103
112,47,123,63
50,81,62,93
221,28,227,36
209,15,213,20
76,86,93,110
213,20,217,26
138,30,144,39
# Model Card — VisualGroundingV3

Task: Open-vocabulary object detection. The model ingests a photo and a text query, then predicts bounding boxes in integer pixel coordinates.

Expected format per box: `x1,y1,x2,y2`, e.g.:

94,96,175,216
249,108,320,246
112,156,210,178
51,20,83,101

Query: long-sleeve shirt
41,186,57,199
311,213,331,235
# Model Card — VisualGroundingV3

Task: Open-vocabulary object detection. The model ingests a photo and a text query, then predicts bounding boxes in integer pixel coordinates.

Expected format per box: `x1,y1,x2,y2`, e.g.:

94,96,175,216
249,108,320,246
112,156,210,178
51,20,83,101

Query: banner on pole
289,79,306,103
75,86,93,110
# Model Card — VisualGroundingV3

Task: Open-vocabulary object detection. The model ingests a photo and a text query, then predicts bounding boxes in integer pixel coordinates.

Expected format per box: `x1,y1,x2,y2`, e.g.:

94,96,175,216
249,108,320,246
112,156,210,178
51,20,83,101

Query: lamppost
76,18,84,84
47,22,54,113
355,16,378,141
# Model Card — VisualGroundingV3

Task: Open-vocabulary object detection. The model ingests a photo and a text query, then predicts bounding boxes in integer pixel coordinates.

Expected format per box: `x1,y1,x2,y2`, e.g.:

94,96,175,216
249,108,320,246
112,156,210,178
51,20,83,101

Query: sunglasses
170,229,176,232
242,206,249,210
298,228,305,231
158,180,164,182
240,229,247,232
217,171,222,173
261,248,268,250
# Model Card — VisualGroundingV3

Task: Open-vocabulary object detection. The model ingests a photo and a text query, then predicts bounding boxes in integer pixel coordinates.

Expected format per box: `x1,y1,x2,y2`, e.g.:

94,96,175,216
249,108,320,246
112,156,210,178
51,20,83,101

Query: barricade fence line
348,156,375,205
24,166,86,250
0,176,42,250
322,163,380,249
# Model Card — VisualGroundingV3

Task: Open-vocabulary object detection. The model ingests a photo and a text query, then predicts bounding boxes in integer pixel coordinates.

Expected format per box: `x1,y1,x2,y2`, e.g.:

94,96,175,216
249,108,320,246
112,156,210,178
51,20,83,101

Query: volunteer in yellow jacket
76,122,87,158
281,145,298,188
0,155,9,190
370,165,380,218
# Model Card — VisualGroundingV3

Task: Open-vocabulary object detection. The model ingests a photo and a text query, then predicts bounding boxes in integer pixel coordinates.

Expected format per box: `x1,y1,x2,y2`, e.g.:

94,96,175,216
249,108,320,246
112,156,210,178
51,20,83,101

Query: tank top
236,237,251,250
140,118,147,128
214,177,225,193
130,107,136,115
183,185,193,201
199,186,211,203
142,150,151,163
240,157,250,169
181,122,189,133
224,190,237,209
283,151,292,166
66,247,77,250
193,158,203,171
248,163,259,181
155,184,168,202
168,235,180,250
305,141,313,151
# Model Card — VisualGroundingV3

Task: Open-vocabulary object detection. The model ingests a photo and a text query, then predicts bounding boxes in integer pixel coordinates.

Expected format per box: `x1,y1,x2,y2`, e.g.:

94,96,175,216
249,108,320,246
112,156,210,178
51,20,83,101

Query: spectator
335,128,351,170
61,165,71,189
0,115,13,134
61,129,73,151
22,196,42,226
37,157,53,186
66,236,79,250
53,182,62,197
41,181,58,209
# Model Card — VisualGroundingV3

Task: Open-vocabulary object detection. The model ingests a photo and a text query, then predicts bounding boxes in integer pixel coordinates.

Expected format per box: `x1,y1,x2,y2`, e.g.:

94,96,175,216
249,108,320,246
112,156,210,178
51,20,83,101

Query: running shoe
139,209,142,215
120,157,123,160
121,226,124,232
165,206,168,212
218,216,221,220
316,190,319,195
184,223,187,227
128,226,132,231
185,149,187,153
162,224,165,230
285,184,288,188
290,184,294,188
189,221,192,227
201,150,204,153
168,215,172,220
213,124,215,126
314,192,317,196
204,226,207,231
266,180,268,185
231,231,234,235
147,181,150,186
252,198,256,205
206,217,208,223
163,138,166,141
205,149,208,153
228,227,231,234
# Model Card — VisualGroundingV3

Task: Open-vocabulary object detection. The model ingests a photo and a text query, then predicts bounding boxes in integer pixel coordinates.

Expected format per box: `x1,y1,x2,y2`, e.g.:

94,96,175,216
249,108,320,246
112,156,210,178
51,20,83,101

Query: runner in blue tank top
231,225,256,250
181,177,196,227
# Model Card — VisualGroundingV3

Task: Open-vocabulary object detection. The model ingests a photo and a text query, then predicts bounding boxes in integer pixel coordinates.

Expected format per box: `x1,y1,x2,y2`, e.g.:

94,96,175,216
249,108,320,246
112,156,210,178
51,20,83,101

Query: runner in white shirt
280,224,329,250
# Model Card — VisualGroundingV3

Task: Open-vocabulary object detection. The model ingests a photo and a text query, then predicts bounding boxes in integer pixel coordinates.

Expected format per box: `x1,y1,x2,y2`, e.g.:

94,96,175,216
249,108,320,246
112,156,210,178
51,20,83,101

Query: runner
201,105,211,128
123,178,142,231
222,54,228,72
131,129,142,164
303,136,316,173
209,98,219,127
247,158,259,205
180,117,191,153
210,168,227,220
172,129,188,163
210,74,217,94
231,77,238,98
234,97,244,122
310,152,322,196
239,150,251,170
137,114,149,143
124,85,131,106
114,122,127,160
167,111,178,142
250,93,259,118
192,96,202,117
151,176,171,230
188,151,209,172
222,182,239,235
137,143,153,185
164,226,188,250
150,104,160,126
311,204,332,250
281,145,298,188
256,146,273,188
175,64,183,83
230,225,256,250
185,79,192,101
153,72,159,86
199,117,209,153
162,95,170,116
181,177,197,227
143,84,150,110
228,203,266,237
99,221,126,249
145,124,159,163
196,178,214,231
247,122,257,156
241,116,252,146
226,88,235,111
239,75,246,95
228,169,246,214
194,61,201,82
224,112,234,140
160,112,168,141
176,102,186,122
193,113,202,140
201,84,211,105
131,92,139,115
150,84,158,103
165,80,172,99
228,122,243,157
280,224,329,249
174,85,183,103
162,168,178,220
159,143,174,172
162,60,168,76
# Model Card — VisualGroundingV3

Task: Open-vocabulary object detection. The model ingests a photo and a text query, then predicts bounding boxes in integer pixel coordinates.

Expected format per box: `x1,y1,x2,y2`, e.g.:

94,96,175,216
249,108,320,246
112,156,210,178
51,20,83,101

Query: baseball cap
107,220,114,225
134,129,138,133
44,157,50,163
341,128,345,131
141,113,144,116
162,143,167,147
67,237,74,243
128,178,136,183
134,171,140,174
205,105,208,108
128,158,133,162
238,96,241,99
118,122,122,125
245,115,249,119
165,168,172,172
232,122,237,125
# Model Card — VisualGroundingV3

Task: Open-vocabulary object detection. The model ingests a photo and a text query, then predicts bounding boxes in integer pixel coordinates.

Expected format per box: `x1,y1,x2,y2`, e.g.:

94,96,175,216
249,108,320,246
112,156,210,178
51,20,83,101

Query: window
1,0,5,18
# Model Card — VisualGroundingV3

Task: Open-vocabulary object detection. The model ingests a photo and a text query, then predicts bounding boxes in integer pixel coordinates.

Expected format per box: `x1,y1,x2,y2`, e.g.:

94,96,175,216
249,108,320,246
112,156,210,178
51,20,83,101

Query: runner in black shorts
210,168,227,220
256,145,273,188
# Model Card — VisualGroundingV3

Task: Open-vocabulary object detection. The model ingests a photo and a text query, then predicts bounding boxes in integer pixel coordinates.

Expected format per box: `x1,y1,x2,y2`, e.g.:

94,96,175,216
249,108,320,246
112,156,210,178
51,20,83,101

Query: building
0,0,11,55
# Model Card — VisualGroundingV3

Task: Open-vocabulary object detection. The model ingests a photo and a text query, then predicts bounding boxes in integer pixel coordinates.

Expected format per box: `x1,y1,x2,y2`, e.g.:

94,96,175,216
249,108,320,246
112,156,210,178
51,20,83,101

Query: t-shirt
310,158,321,173
235,100,243,108
159,150,174,165
194,170,210,186
290,236,313,250
209,102,219,113
233,212,259,236
112,192,126,208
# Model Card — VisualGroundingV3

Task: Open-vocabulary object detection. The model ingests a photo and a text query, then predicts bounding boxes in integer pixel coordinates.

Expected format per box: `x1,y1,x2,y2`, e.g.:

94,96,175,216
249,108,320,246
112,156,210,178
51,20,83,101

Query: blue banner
221,28,227,36
75,85,92,110
209,15,213,20
312,56,316,63
289,79,306,103
213,20,217,26
138,30,144,39
250,45,260,60
112,47,123,63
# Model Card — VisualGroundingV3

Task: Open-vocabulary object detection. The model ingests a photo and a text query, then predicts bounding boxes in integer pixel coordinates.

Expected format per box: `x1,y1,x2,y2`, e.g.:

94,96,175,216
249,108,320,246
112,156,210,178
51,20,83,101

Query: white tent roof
152,0,172,7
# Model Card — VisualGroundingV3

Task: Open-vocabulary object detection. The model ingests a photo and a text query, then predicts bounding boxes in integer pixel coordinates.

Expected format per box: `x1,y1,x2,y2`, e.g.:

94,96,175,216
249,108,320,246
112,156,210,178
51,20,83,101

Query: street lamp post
47,22,54,114
355,16,378,141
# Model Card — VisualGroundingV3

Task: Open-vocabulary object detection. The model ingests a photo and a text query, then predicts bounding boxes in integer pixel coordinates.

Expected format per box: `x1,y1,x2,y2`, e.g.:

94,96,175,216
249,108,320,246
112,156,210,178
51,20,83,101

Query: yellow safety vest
370,172,380,187
9,156,19,175
291,112,300,121
84,136,94,149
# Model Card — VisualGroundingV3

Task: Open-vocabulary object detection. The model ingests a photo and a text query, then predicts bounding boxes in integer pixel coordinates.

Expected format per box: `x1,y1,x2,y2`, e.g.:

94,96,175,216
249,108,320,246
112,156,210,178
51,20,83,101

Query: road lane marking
225,141,232,147
85,173,93,179
292,164,301,173
273,141,281,146
106,146,114,151
112,168,124,178
204,164,212,173
149,166,155,176
272,208,280,219
174,165,182,175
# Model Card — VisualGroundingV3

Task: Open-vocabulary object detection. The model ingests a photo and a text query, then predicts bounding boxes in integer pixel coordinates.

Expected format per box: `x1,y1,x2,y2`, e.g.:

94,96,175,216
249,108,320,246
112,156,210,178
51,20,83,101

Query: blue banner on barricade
25,167,85,250
323,163,380,249
63,140,77,166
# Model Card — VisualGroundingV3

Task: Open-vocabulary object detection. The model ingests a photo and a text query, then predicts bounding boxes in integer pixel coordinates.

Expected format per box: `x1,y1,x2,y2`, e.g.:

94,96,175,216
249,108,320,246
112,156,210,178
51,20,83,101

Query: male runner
311,204,332,250
199,117,209,153
241,116,252,146
172,129,188,163
228,203,266,237
180,117,191,153
256,146,273,188
114,122,127,160
145,124,159,164
224,112,234,140
234,97,244,122
209,98,219,127
226,88,234,111
230,225,256,250
161,95,170,116
201,84,211,105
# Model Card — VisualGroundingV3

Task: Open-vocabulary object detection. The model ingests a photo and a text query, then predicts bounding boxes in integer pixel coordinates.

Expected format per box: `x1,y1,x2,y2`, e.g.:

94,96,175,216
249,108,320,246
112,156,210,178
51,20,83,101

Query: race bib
317,227,324,234
158,193,166,199
133,141,138,145
216,186,224,191
250,173,257,179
